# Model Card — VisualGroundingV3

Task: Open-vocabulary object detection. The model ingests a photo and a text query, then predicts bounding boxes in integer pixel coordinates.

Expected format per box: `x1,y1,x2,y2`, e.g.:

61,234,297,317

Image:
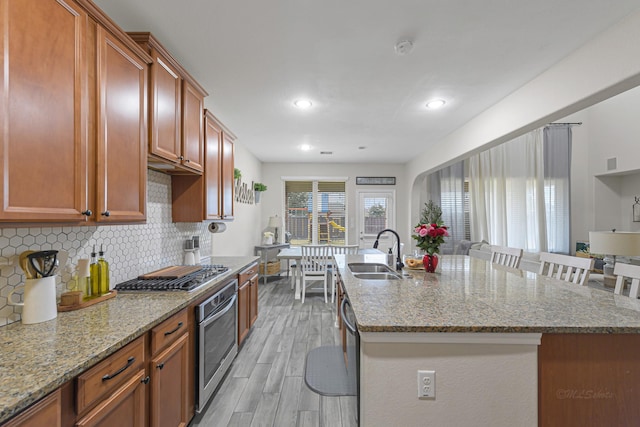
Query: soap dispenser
387,248,393,267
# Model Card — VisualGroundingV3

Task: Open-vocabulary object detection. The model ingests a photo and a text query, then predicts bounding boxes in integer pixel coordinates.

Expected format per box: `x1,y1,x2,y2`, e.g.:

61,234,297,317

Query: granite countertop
0,255,258,424
337,254,640,334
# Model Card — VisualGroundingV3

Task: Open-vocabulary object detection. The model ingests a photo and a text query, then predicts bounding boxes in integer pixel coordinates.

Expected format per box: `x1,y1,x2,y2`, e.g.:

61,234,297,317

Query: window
285,180,346,245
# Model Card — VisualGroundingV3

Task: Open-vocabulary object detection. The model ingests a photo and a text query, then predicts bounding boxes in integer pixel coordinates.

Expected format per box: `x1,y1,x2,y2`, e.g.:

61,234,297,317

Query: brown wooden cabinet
129,32,207,175
171,110,236,222
2,389,61,427
0,0,150,224
238,263,258,346
148,309,190,427
0,0,89,222
94,26,148,223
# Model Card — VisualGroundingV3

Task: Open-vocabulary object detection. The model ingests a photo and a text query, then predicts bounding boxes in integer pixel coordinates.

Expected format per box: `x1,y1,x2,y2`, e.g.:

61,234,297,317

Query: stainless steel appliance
341,296,360,425
114,265,230,292
196,279,238,412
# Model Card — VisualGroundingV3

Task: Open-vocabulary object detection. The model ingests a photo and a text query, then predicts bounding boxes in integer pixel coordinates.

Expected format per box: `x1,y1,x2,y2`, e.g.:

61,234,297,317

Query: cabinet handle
184,159,190,163
178,155,184,161
141,376,150,384
101,211,110,217
81,210,92,216
102,356,135,381
163,321,183,336
157,362,164,370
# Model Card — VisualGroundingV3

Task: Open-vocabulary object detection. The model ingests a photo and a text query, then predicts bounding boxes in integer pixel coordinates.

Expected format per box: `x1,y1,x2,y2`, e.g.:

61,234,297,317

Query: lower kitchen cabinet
2,389,61,427
149,333,189,427
238,263,258,346
75,369,147,427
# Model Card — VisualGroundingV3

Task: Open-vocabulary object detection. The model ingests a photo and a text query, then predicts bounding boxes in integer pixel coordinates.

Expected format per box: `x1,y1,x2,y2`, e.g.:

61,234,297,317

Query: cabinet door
237,281,249,345
150,333,189,427
3,389,61,427
249,275,258,327
95,26,147,222
148,48,181,164
0,0,88,221
181,80,204,173
75,369,147,427
220,132,235,219
204,112,222,219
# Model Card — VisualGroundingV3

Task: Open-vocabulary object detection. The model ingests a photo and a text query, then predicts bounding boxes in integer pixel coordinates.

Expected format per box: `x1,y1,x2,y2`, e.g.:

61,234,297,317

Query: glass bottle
98,244,110,295
90,245,101,297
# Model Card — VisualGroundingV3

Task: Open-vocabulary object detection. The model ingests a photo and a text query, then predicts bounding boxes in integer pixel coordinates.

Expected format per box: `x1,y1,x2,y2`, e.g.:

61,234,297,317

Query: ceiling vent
320,151,333,155
607,157,617,171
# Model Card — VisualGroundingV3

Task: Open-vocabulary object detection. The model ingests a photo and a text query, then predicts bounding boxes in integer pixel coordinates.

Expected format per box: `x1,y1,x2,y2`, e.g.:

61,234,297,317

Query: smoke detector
394,40,414,56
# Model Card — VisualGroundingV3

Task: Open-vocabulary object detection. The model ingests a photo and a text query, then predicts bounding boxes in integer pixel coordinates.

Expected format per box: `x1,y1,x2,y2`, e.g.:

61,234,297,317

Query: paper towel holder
208,222,227,233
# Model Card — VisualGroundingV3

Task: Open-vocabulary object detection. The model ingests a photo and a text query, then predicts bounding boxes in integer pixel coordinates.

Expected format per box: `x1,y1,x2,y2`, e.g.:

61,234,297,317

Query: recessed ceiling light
426,99,446,109
294,99,313,109
300,144,311,151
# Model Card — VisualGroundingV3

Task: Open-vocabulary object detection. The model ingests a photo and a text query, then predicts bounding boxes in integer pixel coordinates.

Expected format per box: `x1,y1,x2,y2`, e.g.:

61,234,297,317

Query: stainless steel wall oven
195,278,238,412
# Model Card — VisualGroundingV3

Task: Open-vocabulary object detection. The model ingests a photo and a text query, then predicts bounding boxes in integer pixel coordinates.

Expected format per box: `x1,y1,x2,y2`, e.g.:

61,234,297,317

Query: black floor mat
304,345,356,396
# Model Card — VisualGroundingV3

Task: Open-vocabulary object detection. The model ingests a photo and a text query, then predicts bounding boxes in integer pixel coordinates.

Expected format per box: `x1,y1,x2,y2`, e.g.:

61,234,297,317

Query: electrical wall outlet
417,370,436,398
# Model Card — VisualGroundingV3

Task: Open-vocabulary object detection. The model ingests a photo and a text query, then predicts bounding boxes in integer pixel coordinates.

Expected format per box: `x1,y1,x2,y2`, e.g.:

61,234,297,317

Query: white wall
261,163,408,249
404,9,640,246
210,142,264,256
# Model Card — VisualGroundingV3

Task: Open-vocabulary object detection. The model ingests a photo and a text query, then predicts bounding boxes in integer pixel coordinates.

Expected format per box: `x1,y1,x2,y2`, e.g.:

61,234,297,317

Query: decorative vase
423,254,439,273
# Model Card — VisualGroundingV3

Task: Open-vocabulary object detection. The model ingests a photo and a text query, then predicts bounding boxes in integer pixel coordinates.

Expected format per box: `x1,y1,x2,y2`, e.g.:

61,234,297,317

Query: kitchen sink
348,263,394,273
352,272,402,280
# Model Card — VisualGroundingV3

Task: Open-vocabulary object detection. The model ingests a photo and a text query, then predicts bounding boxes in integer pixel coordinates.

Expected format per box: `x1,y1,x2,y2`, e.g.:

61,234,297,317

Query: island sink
347,263,394,273
352,272,402,280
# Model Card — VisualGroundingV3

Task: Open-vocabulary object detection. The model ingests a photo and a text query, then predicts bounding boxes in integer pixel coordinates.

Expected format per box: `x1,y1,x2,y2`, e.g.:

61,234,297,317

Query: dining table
277,246,385,299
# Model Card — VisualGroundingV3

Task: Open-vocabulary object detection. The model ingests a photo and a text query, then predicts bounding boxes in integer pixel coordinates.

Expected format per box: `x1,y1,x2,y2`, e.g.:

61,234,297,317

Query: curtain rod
547,122,582,126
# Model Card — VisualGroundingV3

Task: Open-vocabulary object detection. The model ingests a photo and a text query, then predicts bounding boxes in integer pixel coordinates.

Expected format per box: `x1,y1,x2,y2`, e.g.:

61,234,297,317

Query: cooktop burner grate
114,265,230,292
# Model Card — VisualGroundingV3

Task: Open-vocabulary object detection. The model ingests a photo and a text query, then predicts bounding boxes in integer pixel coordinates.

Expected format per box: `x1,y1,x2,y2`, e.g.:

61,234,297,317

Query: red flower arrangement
412,201,449,255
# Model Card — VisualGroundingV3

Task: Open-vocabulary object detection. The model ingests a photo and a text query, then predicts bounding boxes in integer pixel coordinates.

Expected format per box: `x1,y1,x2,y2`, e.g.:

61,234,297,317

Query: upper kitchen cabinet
0,0,151,224
128,32,207,174
0,0,89,222
94,26,148,222
172,110,235,222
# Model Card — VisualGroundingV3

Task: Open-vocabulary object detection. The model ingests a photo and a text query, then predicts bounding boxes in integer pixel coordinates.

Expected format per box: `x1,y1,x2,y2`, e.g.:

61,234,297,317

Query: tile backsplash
0,170,211,326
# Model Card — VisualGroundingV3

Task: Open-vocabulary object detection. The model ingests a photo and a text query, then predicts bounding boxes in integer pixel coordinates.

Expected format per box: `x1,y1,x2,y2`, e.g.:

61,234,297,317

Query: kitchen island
0,256,258,425
337,254,640,427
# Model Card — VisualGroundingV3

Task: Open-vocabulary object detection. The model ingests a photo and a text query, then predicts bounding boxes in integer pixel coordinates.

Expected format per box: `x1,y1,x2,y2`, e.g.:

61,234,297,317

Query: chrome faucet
373,229,404,271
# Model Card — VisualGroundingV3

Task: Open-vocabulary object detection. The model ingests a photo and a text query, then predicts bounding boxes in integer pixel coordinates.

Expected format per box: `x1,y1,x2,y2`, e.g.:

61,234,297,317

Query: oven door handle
200,294,237,328
340,297,357,335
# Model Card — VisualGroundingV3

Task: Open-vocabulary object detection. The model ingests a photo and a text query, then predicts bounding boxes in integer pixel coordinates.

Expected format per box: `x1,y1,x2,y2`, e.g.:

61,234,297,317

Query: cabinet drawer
238,263,258,285
150,309,188,355
76,336,145,415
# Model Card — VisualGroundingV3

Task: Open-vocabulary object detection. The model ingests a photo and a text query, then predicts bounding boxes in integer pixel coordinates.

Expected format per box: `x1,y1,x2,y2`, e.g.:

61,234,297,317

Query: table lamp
589,231,640,277
268,215,281,244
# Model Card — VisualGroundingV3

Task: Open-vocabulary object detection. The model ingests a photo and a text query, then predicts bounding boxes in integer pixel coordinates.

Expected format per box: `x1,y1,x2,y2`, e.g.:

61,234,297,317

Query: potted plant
234,168,242,181
254,182,267,203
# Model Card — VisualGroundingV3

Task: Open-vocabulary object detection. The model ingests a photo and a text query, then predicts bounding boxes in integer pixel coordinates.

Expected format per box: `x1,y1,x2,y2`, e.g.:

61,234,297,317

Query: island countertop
337,254,640,334
0,256,258,424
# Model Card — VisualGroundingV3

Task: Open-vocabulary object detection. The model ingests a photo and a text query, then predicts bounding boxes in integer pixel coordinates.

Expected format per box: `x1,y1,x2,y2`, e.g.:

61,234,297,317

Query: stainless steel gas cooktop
114,265,230,292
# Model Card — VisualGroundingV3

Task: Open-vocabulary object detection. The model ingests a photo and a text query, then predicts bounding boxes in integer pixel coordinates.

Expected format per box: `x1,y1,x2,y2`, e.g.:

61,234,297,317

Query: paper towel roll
208,222,227,233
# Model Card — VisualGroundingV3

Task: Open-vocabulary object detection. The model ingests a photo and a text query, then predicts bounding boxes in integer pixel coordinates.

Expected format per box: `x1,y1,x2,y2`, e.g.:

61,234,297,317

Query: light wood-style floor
191,277,357,427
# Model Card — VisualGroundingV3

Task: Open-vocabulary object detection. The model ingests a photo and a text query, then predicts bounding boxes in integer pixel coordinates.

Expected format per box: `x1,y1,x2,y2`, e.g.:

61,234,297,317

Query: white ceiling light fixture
426,99,446,109
300,144,312,151
293,99,313,109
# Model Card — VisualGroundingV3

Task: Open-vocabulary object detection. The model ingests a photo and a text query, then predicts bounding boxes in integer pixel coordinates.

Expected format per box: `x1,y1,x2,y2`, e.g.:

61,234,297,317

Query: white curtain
469,128,548,252
426,161,465,254
544,125,572,254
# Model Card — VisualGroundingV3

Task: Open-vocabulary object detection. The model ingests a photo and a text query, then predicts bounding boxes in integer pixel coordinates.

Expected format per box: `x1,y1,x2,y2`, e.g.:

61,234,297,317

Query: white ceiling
93,0,640,164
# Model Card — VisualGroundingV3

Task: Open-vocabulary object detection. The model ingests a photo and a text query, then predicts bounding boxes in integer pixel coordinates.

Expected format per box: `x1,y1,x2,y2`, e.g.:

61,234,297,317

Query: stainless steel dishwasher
341,295,360,425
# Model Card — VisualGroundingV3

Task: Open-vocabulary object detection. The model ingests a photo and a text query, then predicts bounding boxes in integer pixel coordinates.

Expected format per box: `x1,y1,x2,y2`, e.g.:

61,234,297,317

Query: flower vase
423,254,439,273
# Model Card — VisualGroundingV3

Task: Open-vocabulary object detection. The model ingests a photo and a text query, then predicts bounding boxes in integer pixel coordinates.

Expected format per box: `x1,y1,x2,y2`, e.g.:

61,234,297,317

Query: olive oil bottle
90,245,101,297
98,244,110,295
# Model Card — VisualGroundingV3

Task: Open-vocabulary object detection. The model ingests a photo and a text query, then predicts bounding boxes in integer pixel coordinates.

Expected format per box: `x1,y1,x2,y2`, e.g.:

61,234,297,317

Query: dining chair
538,252,594,286
613,262,640,298
490,245,524,268
329,244,359,303
301,245,330,303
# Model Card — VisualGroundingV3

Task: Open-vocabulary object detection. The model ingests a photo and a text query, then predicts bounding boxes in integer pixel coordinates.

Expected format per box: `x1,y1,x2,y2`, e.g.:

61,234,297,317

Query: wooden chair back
301,245,330,275
613,262,640,298
490,245,523,268
538,252,594,286
330,244,359,257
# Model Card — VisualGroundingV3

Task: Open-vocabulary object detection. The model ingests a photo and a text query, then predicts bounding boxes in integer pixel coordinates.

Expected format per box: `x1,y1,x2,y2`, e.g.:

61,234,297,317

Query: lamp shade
588,231,640,256
268,215,280,228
